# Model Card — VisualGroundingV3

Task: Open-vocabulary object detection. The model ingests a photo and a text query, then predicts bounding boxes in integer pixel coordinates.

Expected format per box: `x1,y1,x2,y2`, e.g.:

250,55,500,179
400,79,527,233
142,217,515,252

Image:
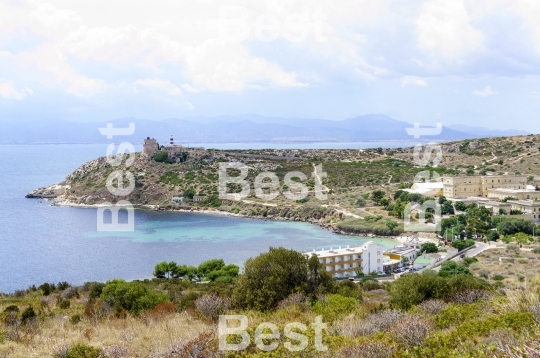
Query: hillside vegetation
2,247,540,357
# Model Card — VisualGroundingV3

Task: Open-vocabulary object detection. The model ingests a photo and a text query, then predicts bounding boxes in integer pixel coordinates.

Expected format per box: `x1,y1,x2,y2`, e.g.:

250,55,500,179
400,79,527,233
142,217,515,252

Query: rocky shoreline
27,188,399,241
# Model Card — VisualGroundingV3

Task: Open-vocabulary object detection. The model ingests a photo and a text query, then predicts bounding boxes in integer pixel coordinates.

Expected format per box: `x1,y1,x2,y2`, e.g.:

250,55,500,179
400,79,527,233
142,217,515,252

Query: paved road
430,242,494,271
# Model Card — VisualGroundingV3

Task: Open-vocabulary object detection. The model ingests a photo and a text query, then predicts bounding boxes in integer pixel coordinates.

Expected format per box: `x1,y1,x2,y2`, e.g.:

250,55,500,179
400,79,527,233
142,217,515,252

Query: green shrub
21,306,37,323
101,279,169,315
87,282,105,299
451,239,475,251
70,314,82,325
438,261,471,277
3,305,19,313
55,344,102,358
59,299,71,309
232,248,333,311
153,151,172,164
389,274,488,310
313,294,358,322
492,274,505,281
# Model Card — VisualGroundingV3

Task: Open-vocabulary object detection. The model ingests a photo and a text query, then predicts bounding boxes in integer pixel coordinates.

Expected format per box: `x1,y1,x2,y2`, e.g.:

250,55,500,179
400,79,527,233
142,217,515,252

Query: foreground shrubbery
2,247,540,357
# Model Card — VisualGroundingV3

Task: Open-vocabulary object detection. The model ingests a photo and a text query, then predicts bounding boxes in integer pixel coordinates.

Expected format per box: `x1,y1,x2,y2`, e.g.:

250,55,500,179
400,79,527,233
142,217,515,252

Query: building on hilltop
142,137,159,157
142,135,205,158
306,241,384,278
442,174,528,198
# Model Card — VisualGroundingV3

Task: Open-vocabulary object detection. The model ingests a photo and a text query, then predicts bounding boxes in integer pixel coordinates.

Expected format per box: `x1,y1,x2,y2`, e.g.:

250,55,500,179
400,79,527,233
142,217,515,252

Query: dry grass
0,311,210,358
470,248,540,290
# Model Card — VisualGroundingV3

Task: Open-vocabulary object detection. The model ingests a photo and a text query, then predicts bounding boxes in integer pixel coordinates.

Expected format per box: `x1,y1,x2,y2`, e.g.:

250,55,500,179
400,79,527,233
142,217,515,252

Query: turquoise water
0,144,397,293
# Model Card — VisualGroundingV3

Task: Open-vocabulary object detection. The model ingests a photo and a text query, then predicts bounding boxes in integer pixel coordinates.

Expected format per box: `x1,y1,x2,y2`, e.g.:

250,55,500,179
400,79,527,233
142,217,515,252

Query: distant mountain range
0,114,531,144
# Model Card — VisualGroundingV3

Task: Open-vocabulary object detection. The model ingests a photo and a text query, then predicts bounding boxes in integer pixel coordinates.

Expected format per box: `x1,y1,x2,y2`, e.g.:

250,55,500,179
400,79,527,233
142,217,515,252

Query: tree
153,261,179,279
438,196,447,205
419,242,438,254
528,175,535,183
202,194,221,207
198,258,239,282
514,232,532,245
441,201,455,215
184,187,196,199
371,190,386,205
487,231,500,241
232,247,333,311
385,219,398,234
451,239,475,251
498,218,536,236
455,201,467,212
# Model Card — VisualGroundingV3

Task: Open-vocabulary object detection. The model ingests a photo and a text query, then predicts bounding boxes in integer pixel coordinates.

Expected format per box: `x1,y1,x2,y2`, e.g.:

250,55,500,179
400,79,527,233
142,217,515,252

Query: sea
0,142,404,293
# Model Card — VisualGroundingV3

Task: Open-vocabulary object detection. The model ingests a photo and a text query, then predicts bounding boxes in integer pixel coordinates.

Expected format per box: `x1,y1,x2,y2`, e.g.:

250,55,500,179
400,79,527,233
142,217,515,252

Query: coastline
45,197,406,242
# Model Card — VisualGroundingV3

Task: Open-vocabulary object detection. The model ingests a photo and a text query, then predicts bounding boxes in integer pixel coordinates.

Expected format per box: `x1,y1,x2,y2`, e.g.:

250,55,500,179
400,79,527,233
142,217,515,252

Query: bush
70,314,82,325
336,218,403,236
417,299,447,315
312,294,358,321
462,257,478,267
449,289,493,304
54,344,102,358
62,287,79,299
232,248,333,311
3,305,19,313
339,341,395,358
59,299,71,309
87,282,105,299
389,273,488,310
153,151,172,164
194,295,231,321
39,282,54,296
438,261,471,277
389,314,432,347
21,306,37,323
277,292,308,309
100,280,169,315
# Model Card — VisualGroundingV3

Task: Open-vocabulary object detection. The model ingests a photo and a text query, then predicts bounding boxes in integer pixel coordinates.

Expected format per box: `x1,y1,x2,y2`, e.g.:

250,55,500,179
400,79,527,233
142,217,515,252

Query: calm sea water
0,144,397,293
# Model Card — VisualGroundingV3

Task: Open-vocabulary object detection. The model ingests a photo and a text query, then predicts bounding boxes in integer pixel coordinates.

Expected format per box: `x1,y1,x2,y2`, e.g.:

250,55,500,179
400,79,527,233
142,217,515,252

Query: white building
403,182,444,196
307,241,384,278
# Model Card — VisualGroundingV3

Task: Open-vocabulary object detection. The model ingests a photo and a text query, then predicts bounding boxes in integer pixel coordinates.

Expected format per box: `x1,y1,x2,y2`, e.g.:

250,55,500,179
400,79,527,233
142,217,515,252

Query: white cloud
473,86,497,97
401,76,428,87
134,78,183,97
0,80,33,100
181,83,201,93
416,0,484,59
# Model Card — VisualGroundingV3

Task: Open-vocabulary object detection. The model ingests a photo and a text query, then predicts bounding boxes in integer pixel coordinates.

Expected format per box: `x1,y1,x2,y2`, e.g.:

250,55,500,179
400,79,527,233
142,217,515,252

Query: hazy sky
1,0,540,131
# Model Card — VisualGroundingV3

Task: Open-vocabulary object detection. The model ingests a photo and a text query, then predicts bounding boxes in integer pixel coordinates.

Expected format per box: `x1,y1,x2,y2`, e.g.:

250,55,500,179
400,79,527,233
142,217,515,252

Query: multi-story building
487,188,540,201
308,241,384,278
507,200,540,222
442,174,528,198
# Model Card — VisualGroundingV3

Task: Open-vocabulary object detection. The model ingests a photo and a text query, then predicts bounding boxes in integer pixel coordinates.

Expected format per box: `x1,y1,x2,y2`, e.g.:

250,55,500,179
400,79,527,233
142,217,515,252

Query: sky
1,0,540,131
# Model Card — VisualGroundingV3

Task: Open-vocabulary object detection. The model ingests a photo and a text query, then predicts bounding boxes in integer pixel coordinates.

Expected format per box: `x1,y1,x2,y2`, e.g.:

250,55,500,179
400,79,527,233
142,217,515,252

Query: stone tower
142,137,159,157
